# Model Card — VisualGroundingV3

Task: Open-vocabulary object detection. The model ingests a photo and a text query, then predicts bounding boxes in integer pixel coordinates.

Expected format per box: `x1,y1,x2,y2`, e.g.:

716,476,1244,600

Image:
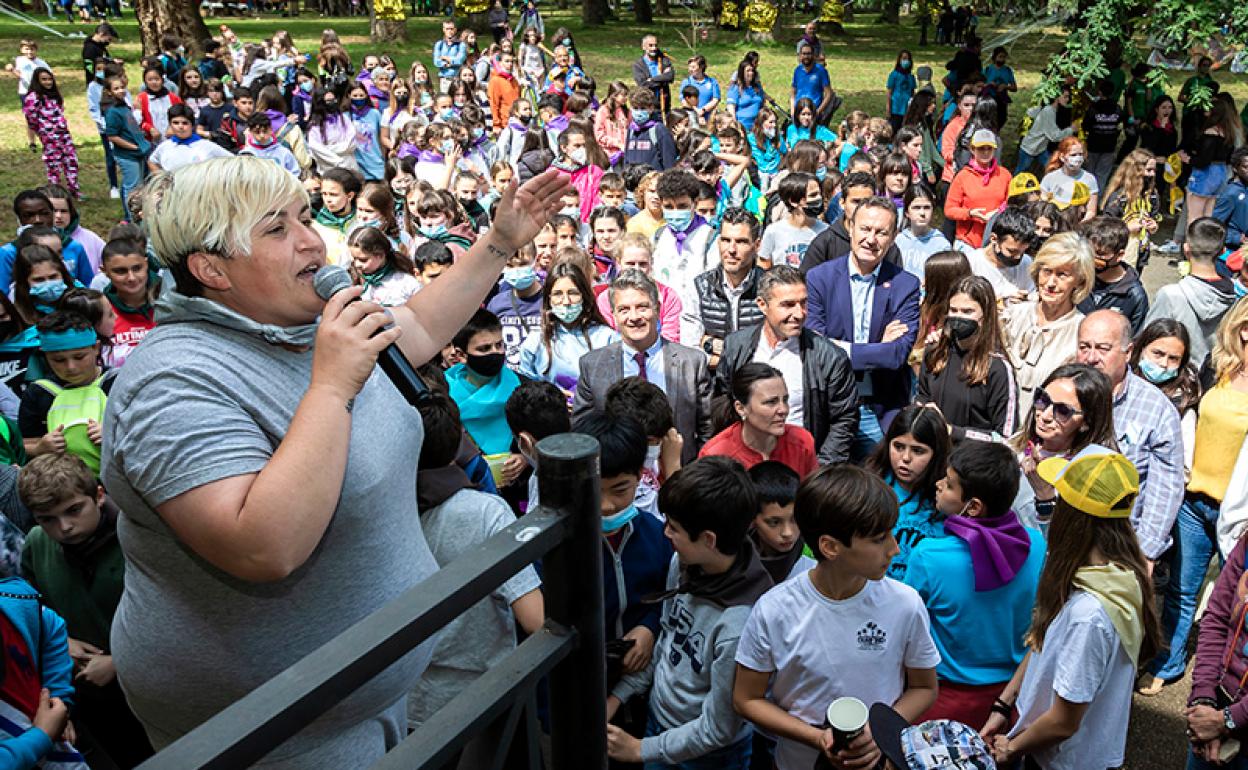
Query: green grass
0,8,1243,234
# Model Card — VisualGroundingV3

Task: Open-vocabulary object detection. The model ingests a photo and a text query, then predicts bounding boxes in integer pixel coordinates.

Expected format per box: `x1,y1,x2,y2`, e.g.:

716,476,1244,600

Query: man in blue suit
805,196,920,458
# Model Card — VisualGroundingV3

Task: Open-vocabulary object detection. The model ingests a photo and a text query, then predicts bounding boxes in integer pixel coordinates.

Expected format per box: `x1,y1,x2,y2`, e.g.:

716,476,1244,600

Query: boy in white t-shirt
733,464,941,770
759,172,828,269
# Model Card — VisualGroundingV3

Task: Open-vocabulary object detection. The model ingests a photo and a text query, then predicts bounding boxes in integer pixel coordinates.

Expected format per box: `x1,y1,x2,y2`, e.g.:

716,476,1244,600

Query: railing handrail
136,432,606,770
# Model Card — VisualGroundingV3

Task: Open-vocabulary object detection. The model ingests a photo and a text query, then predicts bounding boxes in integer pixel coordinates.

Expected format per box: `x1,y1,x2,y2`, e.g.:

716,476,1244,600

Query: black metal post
537,433,607,770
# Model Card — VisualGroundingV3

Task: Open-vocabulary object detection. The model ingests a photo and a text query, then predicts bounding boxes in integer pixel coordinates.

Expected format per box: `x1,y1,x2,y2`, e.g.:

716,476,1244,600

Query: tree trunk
878,0,900,23
654,0,668,16
583,0,608,26
133,0,210,57
371,0,407,41
634,0,652,24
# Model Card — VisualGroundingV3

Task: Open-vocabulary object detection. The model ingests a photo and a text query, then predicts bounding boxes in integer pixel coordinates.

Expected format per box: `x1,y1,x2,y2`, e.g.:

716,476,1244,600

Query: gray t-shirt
408,488,540,728
101,319,438,764
759,219,828,269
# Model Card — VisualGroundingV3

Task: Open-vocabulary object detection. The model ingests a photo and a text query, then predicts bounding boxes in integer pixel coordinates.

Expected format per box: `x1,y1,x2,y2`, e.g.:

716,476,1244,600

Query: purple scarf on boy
942,510,1031,592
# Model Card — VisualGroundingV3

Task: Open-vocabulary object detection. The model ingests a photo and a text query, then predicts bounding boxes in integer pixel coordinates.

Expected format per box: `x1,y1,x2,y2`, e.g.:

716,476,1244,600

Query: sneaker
109,187,120,199
1156,239,1181,254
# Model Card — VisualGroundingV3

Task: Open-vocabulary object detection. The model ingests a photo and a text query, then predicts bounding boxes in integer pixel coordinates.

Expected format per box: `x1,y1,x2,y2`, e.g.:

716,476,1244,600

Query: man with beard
965,206,1036,307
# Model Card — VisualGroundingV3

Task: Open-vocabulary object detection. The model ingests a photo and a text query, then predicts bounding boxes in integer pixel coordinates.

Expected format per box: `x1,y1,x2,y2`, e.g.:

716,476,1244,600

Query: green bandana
314,205,355,232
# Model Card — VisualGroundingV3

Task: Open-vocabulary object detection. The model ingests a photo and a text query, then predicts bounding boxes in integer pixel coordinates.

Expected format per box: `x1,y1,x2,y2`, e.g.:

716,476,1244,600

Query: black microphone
313,265,432,407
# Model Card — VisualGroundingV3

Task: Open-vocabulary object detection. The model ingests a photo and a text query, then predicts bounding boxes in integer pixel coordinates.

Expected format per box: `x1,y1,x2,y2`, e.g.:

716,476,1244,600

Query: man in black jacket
632,35,675,115
714,266,859,465
799,171,901,274
682,208,767,369
1076,216,1149,333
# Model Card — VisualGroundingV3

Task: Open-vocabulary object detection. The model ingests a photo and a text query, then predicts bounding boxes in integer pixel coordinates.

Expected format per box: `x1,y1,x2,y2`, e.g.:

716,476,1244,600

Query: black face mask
993,242,1024,267
309,191,324,212
517,113,532,124
466,351,506,378
803,200,825,217
945,316,979,342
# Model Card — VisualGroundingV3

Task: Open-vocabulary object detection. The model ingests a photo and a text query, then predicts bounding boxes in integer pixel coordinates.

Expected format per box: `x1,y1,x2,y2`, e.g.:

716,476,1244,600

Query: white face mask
568,147,588,165
645,443,661,471
1065,153,1084,170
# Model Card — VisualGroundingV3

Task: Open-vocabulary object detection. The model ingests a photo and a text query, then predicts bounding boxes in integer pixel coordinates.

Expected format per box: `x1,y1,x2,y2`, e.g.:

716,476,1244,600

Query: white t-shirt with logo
1008,591,1136,770
759,219,828,269
735,572,941,770
966,247,1034,300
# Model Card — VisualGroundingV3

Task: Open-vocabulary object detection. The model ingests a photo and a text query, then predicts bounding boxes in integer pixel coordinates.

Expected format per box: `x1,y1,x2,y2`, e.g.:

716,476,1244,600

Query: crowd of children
6,8,1248,769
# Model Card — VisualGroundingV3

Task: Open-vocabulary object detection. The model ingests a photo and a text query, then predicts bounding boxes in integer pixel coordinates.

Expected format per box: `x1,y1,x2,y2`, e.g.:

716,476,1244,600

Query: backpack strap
32,379,61,398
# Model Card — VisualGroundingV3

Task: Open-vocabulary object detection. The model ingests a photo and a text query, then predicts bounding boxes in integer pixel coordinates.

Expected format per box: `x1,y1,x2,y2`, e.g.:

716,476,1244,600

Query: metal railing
137,433,607,770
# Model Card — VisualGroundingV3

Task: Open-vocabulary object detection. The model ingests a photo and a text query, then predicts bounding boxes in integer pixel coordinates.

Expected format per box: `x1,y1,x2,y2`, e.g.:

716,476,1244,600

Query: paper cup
826,697,868,748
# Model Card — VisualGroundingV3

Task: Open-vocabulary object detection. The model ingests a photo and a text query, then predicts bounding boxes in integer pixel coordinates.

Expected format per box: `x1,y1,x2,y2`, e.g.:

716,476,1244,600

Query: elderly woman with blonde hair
100,156,569,765
1003,231,1096,416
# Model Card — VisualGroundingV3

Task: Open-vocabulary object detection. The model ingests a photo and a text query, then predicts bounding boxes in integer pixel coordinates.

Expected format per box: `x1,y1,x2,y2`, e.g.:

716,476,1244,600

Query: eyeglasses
1033,391,1082,423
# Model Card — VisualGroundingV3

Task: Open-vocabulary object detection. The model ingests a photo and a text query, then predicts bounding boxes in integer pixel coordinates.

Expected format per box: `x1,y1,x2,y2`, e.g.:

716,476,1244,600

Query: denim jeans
1151,494,1221,681
98,131,118,189
643,712,752,770
1014,148,1048,176
115,156,146,222
850,405,885,463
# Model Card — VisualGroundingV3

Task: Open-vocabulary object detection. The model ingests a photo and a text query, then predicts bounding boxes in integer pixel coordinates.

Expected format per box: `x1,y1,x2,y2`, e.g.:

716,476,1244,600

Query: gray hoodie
1144,275,1237,367
611,556,756,765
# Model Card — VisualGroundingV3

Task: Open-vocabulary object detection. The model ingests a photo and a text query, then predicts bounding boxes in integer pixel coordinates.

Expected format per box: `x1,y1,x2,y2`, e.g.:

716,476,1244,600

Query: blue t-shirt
983,63,1016,89
791,63,831,105
886,474,944,581
727,83,765,130
747,132,783,174
681,75,721,109
785,123,837,147
104,103,151,162
886,69,917,116
904,525,1045,685
351,108,385,181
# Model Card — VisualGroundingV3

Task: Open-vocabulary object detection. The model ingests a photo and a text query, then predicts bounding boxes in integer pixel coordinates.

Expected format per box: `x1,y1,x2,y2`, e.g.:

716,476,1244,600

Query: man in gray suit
573,270,713,464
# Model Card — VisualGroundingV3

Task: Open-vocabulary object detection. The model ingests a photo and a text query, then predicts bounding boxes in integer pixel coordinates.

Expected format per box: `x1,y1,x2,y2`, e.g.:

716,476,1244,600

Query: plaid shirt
1114,370,1186,559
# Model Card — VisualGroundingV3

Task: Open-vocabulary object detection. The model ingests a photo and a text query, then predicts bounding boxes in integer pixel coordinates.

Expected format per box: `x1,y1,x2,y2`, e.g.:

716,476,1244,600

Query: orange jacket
488,72,522,132
944,164,1013,249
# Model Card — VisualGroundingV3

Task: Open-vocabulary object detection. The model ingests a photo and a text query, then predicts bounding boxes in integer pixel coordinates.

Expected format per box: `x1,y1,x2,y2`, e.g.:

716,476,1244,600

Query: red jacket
137,89,183,141
944,163,1012,249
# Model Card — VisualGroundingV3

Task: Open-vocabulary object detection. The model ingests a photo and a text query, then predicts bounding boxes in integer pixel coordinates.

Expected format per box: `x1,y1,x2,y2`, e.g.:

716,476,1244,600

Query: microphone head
313,265,353,302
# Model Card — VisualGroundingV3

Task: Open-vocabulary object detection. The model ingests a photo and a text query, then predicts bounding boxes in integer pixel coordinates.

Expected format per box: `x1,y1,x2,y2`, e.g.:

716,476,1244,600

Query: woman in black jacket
918,275,1017,441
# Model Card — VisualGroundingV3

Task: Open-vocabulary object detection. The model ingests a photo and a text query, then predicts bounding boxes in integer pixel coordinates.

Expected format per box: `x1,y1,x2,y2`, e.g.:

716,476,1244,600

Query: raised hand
489,169,572,255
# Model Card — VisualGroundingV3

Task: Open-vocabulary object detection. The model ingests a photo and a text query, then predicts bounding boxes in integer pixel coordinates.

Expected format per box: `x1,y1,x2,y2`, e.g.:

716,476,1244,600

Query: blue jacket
603,513,673,641
805,256,921,416
622,121,678,172
0,240,94,296
1214,178,1248,247
0,577,74,706
433,39,467,80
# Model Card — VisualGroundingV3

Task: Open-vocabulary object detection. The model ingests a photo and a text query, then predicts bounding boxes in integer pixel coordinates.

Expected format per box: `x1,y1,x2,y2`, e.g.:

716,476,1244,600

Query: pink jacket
596,280,683,343
594,104,628,158
557,163,605,221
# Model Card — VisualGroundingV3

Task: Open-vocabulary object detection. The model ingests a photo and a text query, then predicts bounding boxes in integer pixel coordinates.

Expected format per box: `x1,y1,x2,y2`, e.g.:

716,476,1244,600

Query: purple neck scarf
546,114,569,133
263,109,286,133
508,118,529,133
672,214,706,256
416,149,444,163
629,118,656,132
942,510,1031,592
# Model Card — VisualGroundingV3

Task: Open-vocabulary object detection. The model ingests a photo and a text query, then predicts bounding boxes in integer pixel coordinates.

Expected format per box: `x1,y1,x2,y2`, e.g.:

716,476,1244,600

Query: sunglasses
1034,391,1082,423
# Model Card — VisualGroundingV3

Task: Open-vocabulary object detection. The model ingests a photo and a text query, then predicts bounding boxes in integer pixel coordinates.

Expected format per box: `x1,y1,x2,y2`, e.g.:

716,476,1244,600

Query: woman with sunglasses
1010,363,1118,529
1147,299,1248,700
1004,232,1096,417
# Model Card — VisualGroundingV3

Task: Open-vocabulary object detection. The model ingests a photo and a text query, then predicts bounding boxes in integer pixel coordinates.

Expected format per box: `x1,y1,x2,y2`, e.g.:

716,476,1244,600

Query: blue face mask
299,80,313,93
551,302,582,324
503,265,537,290
471,126,485,139
816,166,828,181
440,108,457,122
30,280,66,305
351,97,369,108
663,208,694,231
632,110,650,125
1139,359,1179,385
901,60,912,71
440,139,456,155
601,503,640,533
420,223,448,238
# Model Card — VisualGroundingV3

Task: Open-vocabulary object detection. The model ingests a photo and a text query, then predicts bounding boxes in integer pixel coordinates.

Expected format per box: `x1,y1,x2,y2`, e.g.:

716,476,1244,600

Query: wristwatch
1225,707,1237,732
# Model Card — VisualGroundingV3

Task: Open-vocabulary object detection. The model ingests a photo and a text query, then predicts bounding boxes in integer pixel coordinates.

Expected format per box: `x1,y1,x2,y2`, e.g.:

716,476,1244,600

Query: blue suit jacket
805,255,921,415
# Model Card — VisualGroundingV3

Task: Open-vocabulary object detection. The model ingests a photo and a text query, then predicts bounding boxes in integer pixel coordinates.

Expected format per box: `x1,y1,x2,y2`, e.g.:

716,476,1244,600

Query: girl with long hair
516,261,615,397
353,182,409,253
347,226,421,307
919,275,1017,440
866,403,951,579
22,68,78,199
886,48,917,134
748,107,784,192
13,244,74,325
878,151,914,214
897,185,953,280
1138,95,1179,221
305,87,358,174
176,66,210,119
1145,300,1248,695
1101,149,1161,268
726,58,766,131
1041,136,1099,220
912,249,971,368
593,81,631,163
902,90,941,186
785,97,837,146
984,447,1160,769
381,77,420,153
1187,97,1241,222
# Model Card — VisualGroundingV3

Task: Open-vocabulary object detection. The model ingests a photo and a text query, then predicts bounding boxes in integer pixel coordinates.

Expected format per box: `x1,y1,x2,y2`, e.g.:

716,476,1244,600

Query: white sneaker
1155,239,1181,254
109,187,120,199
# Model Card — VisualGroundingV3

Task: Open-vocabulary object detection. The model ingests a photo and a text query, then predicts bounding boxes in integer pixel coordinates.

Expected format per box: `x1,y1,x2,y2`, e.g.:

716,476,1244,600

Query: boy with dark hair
1215,146,1248,249
966,205,1036,304
238,112,299,175
606,456,770,766
1076,216,1149,332
1145,216,1236,365
413,240,454,284
759,172,827,269
623,88,678,171
733,464,940,770
605,377,680,518
652,168,716,309
18,453,153,766
410,396,542,729
599,172,630,213
505,380,572,508
801,171,903,272
678,84,703,127
905,440,1044,728
748,461,814,584
446,308,523,459
572,412,673,686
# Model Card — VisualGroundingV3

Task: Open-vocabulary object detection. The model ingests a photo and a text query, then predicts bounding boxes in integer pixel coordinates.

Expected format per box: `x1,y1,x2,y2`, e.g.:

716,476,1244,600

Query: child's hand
501,453,527,486
834,724,881,769
37,427,66,456
87,419,102,446
32,689,68,742
979,709,1008,739
75,653,116,687
620,626,654,673
66,637,102,670
658,428,683,479
605,724,642,762
61,719,75,746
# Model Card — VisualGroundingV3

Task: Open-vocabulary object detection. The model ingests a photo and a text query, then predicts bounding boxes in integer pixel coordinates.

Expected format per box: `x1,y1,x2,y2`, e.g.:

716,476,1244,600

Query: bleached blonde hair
143,156,306,294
